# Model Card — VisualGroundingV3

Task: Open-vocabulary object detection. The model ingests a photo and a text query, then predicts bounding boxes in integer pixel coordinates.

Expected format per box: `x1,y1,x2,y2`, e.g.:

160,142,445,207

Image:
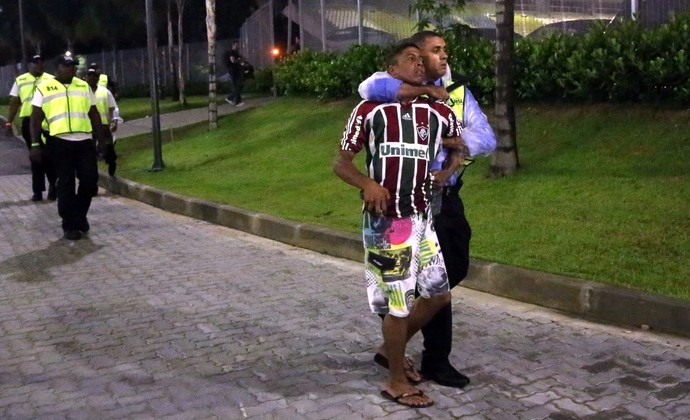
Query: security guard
88,62,118,99
85,67,119,176
30,54,104,240
5,54,57,201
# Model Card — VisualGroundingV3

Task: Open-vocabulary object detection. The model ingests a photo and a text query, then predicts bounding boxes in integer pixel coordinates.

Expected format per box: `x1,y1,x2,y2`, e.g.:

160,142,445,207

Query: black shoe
47,184,56,201
421,363,470,389
31,193,43,201
63,230,82,240
78,219,90,234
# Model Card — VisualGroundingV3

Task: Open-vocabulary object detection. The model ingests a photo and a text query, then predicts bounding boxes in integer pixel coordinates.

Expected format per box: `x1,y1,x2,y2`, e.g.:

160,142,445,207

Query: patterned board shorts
363,211,449,318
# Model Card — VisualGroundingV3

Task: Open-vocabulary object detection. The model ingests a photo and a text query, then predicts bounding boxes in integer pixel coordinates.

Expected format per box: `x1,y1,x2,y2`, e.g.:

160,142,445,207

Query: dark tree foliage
0,0,257,65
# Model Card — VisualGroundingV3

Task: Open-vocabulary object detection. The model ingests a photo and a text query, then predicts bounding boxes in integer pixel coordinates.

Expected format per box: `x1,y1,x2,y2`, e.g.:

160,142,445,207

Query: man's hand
361,179,390,215
4,122,13,137
29,147,43,164
430,169,453,190
110,121,118,133
424,85,450,102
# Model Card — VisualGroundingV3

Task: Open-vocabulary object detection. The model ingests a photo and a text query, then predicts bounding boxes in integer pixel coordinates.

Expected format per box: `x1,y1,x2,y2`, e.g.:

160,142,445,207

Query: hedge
271,12,690,105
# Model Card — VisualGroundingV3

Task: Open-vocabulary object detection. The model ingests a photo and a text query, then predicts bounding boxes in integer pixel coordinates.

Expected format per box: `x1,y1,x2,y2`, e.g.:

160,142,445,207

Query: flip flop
373,353,423,384
380,389,434,408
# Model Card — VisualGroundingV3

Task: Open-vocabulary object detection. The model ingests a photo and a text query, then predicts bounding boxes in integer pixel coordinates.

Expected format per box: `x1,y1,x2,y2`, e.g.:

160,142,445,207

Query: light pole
18,0,27,71
145,0,165,171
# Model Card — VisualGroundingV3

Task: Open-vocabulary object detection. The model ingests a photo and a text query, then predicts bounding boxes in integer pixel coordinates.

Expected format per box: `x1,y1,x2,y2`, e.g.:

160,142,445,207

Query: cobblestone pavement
1,173,689,419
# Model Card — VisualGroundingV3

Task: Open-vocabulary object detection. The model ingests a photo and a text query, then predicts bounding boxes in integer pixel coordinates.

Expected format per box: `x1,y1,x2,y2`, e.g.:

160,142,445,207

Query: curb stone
98,173,690,338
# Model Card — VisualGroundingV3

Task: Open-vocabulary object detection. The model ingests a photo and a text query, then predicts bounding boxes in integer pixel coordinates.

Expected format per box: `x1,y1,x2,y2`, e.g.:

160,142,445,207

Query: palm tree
490,0,519,176
206,0,218,129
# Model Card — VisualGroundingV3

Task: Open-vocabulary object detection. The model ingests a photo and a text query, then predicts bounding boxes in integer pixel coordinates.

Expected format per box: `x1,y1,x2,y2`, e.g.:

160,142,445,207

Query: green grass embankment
109,97,689,301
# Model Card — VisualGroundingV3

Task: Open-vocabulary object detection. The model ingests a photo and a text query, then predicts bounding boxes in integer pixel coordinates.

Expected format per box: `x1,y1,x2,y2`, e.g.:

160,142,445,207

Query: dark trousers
227,75,244,104
48,136,98,231
421,183,472,370
96,127,117,175
21,118,56,194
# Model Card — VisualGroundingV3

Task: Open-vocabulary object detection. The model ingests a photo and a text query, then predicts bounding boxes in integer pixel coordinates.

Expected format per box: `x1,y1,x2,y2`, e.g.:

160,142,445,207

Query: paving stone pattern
1,174,689,419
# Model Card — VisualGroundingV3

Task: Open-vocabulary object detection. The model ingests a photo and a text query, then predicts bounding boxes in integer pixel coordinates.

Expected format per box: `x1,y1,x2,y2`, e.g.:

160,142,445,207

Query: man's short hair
384,41,420,68
409,30,444,47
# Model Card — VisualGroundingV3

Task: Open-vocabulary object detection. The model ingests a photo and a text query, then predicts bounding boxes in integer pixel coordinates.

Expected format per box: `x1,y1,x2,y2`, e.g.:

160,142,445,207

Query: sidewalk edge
99,173,690,338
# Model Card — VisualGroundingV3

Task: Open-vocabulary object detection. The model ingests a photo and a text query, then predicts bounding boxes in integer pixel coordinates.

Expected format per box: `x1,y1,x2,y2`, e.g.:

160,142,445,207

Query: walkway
1,101,688,418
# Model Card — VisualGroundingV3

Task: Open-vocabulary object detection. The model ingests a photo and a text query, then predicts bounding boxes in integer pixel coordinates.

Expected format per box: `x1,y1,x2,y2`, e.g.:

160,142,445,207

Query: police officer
5,54,57,201
30,54,104,240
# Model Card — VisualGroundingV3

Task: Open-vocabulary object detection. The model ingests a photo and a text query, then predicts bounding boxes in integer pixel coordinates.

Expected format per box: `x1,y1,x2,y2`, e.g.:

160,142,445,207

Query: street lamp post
145,0,165,171
18,0,27,71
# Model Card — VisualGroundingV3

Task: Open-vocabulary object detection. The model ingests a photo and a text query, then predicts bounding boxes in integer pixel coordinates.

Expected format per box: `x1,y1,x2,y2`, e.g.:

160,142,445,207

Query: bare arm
28,106,45,162
29,106,44,145
442,136,469,156
6,96,21,125
88,106,104,141
333,150,390,214
108,107,117,132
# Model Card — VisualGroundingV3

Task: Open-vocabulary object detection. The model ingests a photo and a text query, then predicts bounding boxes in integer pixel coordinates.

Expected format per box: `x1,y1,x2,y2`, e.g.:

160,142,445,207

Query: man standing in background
5,55,56,202
85,67,119,177
225,41,245,107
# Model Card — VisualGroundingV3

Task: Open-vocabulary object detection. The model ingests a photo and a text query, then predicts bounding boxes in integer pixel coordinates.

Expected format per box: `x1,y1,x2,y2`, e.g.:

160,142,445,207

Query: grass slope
113,98,689,300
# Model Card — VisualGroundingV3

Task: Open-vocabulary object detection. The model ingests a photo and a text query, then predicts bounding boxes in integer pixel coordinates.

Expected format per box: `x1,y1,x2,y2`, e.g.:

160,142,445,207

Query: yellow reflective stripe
17,80,35,89
47,112,90,124
42,90,92,105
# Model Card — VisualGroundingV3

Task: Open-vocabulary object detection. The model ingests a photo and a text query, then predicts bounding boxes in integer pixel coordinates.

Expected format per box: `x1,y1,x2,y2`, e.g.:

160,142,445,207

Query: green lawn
111,97,690,301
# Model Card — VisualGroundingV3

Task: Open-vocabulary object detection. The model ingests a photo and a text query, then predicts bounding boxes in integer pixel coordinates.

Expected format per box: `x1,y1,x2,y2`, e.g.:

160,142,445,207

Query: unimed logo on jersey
379,143,428,160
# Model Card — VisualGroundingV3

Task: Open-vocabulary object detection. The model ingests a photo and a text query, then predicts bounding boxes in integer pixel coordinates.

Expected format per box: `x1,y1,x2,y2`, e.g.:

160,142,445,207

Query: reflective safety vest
98,74,108,88
94,86,111,124
443,80,474,168
443,80,465,122
15,72,54,118
36,78,93,137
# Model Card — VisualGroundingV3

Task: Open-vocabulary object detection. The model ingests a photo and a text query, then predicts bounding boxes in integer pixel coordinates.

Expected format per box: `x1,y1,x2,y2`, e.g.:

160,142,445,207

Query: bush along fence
272,13,690,105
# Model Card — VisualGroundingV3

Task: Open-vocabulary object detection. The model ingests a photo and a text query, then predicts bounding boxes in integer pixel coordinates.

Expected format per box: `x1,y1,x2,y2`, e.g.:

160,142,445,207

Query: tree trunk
176,0,187,106
206,0,217,130
490,0,519,177
167,1,179,101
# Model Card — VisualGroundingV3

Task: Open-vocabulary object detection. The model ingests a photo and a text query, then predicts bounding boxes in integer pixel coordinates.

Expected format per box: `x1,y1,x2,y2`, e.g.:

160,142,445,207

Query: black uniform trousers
421,181,472,371
21,118,56,195
47,135,99,232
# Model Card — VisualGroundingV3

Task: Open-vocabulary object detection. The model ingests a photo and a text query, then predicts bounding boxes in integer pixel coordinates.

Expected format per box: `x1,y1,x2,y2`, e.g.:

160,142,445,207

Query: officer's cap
55,55,78,67
29,54,43,64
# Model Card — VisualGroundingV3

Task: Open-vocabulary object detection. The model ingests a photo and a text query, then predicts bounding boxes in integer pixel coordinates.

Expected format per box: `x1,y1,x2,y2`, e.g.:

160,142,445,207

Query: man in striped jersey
333,42,463,408
359,31,497,390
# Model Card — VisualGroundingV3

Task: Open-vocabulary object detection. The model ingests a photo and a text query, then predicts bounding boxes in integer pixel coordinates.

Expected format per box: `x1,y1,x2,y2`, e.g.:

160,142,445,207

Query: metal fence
1,38,236,96
2,1,688,95
242,0,690,70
